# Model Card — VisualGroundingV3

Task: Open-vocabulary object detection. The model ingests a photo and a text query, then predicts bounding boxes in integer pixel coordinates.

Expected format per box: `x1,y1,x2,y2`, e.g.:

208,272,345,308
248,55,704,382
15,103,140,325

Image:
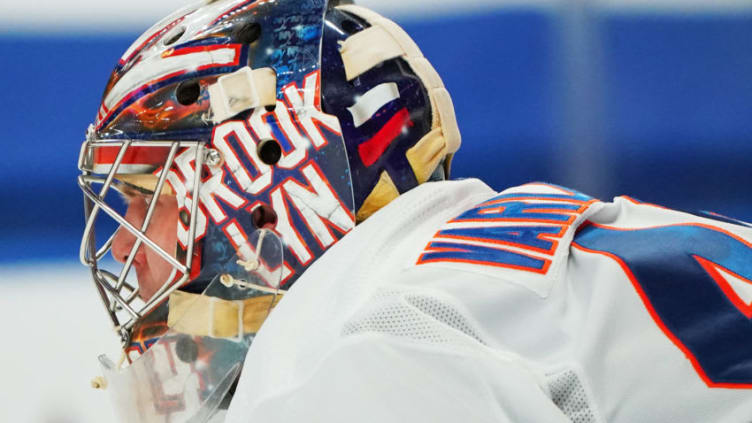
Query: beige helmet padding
209,66,277,123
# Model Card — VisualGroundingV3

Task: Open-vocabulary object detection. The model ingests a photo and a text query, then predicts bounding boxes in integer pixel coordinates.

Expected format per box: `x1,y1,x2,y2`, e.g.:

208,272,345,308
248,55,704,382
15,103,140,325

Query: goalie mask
78,0,460,420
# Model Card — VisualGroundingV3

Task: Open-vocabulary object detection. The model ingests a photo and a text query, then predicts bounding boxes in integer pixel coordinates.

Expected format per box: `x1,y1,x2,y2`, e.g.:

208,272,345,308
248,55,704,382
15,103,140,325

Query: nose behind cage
78,138,208,347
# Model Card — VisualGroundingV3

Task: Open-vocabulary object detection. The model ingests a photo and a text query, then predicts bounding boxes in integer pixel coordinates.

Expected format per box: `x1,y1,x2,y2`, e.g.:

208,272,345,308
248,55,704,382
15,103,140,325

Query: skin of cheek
138,194,179,300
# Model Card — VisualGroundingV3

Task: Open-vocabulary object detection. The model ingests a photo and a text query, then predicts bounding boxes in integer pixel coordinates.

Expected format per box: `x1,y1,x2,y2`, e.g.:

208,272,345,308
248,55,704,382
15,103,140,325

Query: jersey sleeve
239,334,571,423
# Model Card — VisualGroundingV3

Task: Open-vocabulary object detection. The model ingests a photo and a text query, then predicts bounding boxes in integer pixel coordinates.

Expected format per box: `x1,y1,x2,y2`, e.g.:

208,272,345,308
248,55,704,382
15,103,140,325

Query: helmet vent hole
176,336,198,363
252,203,278,229
236,22,262,44
164,27,186,46
341,19,361,35
265,104,277,112
257,138,282,166
179,210,190,226
176,80,201,106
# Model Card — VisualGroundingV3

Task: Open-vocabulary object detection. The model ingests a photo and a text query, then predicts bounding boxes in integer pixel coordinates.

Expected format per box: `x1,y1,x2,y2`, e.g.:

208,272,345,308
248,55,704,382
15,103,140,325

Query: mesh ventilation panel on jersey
546,368,600,423
403,294,485,344
342,290,485,345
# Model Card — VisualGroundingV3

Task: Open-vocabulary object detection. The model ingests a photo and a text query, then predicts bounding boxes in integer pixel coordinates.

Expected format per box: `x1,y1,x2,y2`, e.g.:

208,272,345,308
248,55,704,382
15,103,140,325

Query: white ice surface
0,262,119,423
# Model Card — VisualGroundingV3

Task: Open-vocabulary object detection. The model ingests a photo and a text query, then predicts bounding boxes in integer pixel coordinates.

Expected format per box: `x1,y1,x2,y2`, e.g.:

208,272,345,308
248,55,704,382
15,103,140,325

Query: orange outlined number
574,223,752,388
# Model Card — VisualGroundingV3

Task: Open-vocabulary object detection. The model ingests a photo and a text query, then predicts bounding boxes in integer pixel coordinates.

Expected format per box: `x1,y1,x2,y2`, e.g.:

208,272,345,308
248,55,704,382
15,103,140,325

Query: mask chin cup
97,228,284,423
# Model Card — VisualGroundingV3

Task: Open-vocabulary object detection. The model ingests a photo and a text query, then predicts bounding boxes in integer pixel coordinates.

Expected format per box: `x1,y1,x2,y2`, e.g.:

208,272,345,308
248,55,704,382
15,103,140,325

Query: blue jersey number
574,223,752,388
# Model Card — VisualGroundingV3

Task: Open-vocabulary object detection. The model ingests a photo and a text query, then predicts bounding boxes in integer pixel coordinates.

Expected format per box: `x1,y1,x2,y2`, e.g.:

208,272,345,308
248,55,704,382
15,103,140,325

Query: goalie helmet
78,0,459,419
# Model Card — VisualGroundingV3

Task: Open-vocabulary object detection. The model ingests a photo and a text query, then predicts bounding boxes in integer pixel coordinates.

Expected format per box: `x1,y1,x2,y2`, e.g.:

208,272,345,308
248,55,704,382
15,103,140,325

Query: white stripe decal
92,164,156,175
347,82,400,127
104,46,239,111
119,11,188,65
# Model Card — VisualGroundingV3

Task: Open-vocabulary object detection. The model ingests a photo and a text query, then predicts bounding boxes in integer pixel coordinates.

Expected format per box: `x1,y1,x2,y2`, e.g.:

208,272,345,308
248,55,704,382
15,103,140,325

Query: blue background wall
1,3,750,264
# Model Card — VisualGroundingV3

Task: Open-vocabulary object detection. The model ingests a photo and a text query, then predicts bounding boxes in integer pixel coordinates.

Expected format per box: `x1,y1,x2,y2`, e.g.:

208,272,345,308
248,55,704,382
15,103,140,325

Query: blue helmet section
320,7,434,209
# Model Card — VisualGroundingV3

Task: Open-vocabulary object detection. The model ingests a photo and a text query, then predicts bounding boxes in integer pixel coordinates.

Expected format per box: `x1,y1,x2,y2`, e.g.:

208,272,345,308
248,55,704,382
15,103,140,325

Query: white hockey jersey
225,179,752,422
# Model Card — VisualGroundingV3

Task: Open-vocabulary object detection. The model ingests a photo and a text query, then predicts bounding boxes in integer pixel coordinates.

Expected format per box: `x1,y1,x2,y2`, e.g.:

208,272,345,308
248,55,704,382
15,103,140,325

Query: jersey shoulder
412,182,752,298
413,182,603,297
573,196,752,390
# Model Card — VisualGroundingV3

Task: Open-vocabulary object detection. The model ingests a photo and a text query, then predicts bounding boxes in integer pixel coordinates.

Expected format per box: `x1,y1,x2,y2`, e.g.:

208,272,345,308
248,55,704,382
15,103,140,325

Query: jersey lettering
437,225,565,255
418,239,550,273
418,185,595,275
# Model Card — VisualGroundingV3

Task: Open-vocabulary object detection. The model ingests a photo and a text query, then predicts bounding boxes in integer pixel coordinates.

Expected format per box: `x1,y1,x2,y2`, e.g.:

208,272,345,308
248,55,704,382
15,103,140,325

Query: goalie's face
111,188,179,300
